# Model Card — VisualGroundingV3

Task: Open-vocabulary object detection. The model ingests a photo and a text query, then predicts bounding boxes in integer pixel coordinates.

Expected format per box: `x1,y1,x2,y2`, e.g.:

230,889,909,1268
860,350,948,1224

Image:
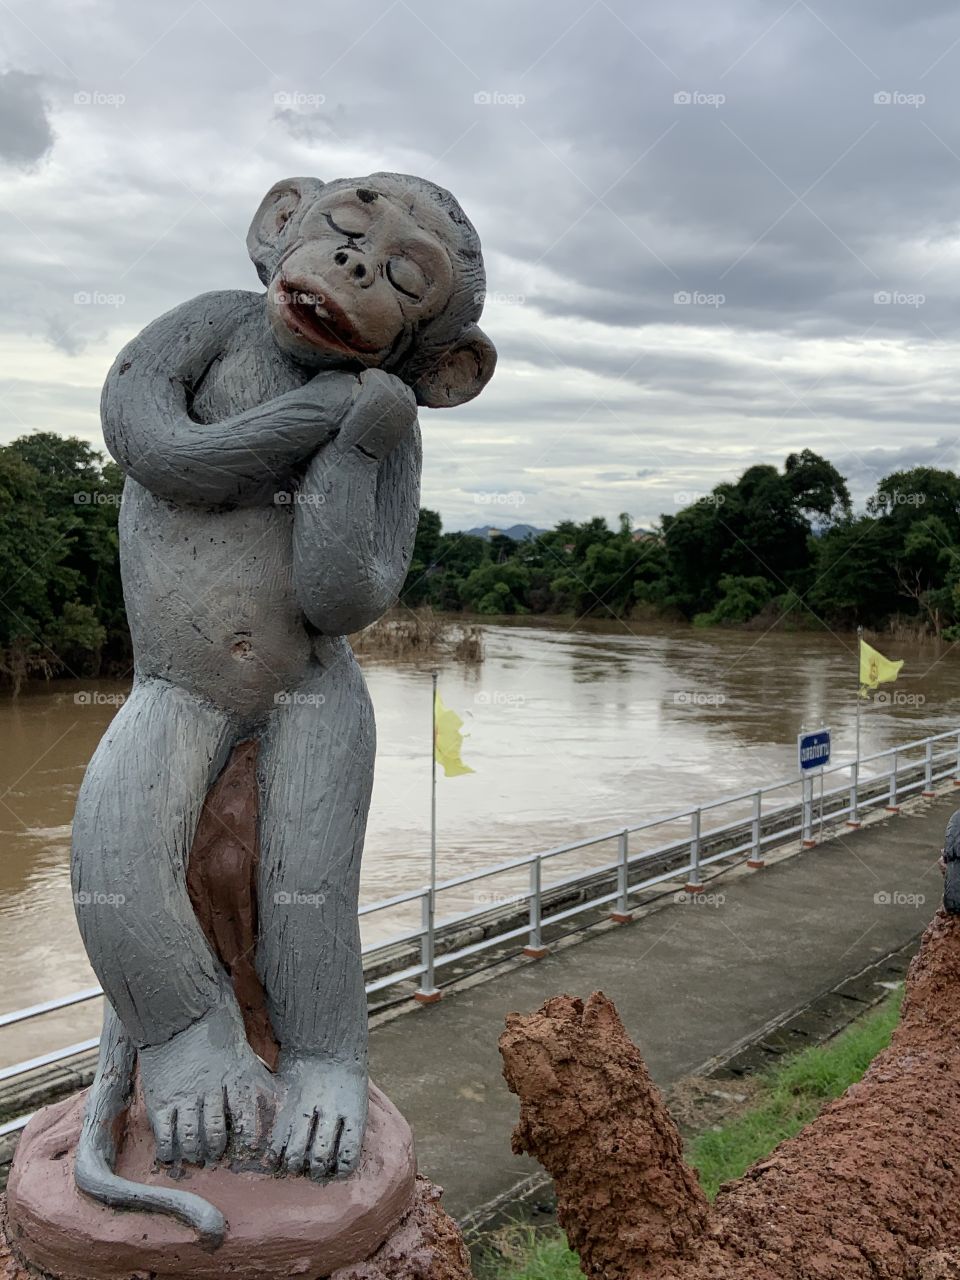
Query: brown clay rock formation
921,1253,960,1279
500,909,960,1280
500,992,709,1279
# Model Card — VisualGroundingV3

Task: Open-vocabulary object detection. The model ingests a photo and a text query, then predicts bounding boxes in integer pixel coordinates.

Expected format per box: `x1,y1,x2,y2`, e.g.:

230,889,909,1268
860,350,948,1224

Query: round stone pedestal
3,1084,438,1280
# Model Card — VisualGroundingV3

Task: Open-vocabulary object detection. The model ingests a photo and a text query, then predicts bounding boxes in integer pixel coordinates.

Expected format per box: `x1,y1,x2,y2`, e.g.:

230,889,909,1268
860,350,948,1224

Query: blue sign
798,729,831,772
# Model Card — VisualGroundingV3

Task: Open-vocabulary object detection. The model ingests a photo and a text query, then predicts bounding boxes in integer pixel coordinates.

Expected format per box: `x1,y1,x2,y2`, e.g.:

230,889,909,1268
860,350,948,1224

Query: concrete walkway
368,790,953,1222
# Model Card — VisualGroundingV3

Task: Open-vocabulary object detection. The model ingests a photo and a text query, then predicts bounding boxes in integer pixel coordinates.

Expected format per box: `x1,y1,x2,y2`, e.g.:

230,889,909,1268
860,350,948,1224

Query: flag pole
856,625,862,766
430,668,438,899
415,668,442,1002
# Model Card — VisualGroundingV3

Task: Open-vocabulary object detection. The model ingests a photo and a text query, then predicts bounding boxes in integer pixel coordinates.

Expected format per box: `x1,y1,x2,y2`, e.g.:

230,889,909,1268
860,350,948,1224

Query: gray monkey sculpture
69,173,496,1245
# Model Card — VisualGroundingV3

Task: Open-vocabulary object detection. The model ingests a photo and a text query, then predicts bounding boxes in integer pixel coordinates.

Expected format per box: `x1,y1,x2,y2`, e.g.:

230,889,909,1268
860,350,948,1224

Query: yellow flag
859,638,903,695
434,692,474,777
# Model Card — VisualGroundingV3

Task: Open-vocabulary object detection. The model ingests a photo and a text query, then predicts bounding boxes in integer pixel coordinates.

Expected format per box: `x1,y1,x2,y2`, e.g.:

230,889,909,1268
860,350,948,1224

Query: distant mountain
461,523,547,542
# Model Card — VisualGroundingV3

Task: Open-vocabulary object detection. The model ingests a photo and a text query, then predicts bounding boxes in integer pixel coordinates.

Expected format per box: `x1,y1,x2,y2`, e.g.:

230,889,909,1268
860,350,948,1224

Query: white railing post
886,748,900,812
523,855,549,958
748,789,764,868
923,739,935,797
611,828,632,923
846,760,861,828
414,888,441,1003
685,808,703,892
801,774,815,846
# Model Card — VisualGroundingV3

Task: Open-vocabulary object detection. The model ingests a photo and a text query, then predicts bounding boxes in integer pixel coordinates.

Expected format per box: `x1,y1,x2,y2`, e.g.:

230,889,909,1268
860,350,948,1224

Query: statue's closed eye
386,258,426,301
325,212,365,238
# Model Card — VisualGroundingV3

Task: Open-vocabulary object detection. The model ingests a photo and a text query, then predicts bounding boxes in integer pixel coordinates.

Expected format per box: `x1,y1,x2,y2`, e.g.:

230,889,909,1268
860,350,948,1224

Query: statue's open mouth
277,281,383,356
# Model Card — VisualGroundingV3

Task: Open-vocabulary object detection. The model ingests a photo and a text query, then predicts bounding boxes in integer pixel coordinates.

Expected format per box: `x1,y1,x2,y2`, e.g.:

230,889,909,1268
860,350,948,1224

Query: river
1,619,956,1065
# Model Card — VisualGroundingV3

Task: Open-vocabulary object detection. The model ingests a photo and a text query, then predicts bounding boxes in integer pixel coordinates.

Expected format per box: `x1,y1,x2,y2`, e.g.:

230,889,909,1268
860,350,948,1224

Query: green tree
459,560,530,614
0,435,127,692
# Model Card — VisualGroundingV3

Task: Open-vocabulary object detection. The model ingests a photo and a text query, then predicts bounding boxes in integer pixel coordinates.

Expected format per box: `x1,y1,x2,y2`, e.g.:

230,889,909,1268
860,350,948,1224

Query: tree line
1,434,958,690
401,448,960,635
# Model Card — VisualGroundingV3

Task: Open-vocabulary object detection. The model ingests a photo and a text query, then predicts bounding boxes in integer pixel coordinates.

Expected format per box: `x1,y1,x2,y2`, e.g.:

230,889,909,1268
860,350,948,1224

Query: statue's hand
336,369,417,461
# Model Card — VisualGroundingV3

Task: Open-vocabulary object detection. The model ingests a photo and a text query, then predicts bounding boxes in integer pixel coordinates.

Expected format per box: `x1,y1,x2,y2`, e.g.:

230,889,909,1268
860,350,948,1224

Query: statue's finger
264,1115,291,1171
309,1112,342,1180
153,1106,177,1165
335,1122,362,1176
281,1111,314,1175
228,1082,258,1153
178,1100,202,1164
203,1089,228,1162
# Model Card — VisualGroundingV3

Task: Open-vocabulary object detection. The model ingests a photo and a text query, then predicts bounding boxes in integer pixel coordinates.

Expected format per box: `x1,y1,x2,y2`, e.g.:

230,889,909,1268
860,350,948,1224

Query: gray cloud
3,0,960,531
0,70,53,166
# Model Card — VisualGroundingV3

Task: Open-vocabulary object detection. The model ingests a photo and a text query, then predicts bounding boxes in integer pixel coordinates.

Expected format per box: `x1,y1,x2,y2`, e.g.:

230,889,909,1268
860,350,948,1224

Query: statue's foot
265,1054,368,1179
138,997,277,1166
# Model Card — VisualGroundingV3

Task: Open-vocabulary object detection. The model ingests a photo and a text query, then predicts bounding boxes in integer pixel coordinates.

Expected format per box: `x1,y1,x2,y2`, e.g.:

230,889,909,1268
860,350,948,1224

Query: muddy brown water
1,619,957,1066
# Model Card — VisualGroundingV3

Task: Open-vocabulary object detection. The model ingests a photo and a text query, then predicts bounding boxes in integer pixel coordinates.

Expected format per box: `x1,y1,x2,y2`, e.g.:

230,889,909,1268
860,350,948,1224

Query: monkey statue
68,173,496,1246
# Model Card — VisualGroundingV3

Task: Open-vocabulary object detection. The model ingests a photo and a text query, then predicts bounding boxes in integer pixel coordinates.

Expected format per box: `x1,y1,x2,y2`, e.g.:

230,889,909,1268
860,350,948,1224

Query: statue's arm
101,292,356,506
292,371,422,635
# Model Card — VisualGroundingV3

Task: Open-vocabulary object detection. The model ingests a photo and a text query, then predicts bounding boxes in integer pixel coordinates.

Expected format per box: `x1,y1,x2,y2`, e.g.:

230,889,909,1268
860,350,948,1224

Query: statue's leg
71,677,275,1163
257,641,375,1179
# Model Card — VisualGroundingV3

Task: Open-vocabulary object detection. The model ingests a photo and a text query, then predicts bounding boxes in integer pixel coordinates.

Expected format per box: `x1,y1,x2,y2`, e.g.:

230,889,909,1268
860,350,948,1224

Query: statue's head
247,172,496,407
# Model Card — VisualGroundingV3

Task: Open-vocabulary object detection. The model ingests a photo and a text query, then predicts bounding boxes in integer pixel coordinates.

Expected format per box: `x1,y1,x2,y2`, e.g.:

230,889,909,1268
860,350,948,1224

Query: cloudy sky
3,0,960,531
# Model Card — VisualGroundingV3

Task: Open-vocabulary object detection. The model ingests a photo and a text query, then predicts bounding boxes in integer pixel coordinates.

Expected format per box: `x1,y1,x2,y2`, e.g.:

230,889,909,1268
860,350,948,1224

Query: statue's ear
413,325,497,408
247,177,325,285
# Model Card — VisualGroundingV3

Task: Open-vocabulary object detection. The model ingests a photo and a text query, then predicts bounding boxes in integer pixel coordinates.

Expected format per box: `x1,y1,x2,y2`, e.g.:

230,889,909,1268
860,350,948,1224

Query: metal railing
2,724,959,1141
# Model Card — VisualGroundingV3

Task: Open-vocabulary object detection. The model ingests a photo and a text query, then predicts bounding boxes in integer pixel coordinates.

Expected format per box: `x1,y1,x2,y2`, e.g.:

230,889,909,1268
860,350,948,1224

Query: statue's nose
333,249,375,287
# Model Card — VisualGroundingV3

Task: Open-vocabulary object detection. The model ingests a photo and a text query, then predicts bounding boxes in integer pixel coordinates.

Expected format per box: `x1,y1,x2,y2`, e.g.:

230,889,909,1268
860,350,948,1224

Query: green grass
691,987,903,1196
483,989,903,1280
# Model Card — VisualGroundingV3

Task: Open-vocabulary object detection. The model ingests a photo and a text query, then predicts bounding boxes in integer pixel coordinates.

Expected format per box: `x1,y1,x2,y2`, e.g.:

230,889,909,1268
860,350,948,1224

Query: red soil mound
500,910,960,1280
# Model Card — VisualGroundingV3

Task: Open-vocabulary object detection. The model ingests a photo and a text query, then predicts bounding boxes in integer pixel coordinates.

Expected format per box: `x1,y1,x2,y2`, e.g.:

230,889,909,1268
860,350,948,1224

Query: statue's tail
74,1002,226,1250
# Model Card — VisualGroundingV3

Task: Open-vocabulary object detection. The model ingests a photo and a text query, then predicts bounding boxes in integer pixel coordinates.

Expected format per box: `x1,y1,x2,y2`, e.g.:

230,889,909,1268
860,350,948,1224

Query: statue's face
248,172,496,405
265,181,456,368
